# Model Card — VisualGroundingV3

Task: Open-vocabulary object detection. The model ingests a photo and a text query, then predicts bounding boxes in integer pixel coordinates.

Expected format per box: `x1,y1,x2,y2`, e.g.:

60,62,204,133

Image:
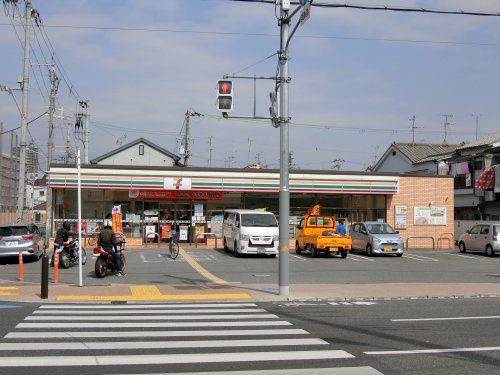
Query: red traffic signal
217,80,233,112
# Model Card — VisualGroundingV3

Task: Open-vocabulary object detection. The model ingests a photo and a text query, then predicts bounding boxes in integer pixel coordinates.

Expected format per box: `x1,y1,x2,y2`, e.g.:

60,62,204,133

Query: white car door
479,225,491,252
351,224,360,250
467,225,481,251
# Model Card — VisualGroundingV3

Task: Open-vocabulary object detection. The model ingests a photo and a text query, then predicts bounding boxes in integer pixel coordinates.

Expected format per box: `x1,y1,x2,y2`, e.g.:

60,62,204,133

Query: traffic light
217,80,233,112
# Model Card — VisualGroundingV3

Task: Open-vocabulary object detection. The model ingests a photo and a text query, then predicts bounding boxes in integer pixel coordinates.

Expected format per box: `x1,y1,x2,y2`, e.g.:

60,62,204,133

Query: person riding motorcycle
54,222,74,260
98,219,123,276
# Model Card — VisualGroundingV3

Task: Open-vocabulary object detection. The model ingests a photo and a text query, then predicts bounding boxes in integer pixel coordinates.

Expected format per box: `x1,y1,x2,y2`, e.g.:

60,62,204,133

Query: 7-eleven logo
164,177,192,190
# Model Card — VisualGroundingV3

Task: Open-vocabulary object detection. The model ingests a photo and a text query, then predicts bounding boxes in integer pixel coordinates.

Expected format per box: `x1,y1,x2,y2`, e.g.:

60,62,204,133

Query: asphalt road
2,247,500,286
0,298,499,374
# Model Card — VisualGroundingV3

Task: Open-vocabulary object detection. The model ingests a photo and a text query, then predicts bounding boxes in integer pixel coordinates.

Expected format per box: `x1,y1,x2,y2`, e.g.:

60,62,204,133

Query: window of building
473,159,483,171
39,191,45,197
139,145,144,155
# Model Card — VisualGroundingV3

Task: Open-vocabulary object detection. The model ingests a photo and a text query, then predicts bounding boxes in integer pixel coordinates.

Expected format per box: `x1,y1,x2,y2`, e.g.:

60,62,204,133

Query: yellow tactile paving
179,247,228,284
0,286,18,296
56,285,251,301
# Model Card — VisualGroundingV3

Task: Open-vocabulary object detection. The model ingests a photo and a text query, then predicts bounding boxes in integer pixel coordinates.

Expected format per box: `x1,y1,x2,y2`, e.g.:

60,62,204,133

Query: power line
1,23,499,47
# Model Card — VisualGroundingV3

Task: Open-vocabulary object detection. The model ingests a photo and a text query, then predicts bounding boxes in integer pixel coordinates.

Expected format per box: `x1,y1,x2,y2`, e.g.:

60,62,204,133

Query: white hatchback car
458,223,500,257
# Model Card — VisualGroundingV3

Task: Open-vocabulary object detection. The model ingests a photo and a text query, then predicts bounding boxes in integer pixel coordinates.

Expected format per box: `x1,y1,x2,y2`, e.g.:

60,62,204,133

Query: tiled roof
393,143,459,164
456,131,500,151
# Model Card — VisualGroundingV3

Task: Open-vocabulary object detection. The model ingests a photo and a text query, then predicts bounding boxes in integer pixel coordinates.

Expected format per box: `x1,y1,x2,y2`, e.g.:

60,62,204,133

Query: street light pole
278,4,290,297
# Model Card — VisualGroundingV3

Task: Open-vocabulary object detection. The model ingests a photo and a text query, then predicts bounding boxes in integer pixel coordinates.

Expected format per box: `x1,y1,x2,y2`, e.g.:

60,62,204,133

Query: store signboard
394,205,407,230
145,225,156,239
179,225,189,241
414,207,446,225
164,177,192,190
129,190,223,200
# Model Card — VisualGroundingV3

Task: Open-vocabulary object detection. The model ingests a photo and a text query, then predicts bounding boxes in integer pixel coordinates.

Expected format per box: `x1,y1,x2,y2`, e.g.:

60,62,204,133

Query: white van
222,209,279,257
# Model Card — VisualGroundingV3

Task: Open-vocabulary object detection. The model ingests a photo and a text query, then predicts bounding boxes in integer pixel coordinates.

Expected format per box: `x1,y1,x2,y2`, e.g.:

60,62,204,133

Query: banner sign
414,207,446,225
394,205,407,230
112,205,122,232
129,190,223,200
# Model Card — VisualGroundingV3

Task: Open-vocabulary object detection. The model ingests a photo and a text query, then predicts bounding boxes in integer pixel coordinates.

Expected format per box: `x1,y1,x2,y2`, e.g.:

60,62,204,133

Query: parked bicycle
168,231,179,259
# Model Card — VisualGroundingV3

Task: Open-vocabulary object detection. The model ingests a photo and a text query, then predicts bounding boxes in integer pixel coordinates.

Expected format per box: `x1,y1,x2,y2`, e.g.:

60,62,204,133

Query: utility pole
181,109,201,166
76,100,90,164
45,63,57,244
207,136,213,167
409,115,421,145
0,122,3,212
10,132,16,211
441,114,453,144
278,2,291,297
471,113,480,141
331,158,345,171
247,138,253,164
17,0,32,220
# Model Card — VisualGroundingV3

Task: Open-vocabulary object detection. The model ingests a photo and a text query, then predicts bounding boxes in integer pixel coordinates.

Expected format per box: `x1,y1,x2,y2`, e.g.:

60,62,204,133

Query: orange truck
294,214,352,258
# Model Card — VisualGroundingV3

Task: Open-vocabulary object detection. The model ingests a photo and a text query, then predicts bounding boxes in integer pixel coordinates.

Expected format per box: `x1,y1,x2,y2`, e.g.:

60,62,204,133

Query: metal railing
437,232,454,249
406,236,435,249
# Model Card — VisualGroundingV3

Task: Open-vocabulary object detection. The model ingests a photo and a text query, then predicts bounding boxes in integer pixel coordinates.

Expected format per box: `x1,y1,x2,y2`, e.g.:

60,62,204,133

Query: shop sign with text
129,189,223,200
164,177,192,190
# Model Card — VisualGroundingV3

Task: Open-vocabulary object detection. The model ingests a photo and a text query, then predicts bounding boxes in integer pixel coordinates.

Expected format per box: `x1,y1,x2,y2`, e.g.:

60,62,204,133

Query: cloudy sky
1,0,500,172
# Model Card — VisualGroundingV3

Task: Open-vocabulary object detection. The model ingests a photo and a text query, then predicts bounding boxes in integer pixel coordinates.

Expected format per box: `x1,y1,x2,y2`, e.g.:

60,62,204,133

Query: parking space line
179,248,229,284
140,253,163,263
444,253,491,261
290,254,307,262
403,254,439,262
348,254,374,262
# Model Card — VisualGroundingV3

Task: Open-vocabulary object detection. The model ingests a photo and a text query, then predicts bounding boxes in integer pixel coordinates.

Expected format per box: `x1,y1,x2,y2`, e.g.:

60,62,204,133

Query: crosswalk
0,302,383,374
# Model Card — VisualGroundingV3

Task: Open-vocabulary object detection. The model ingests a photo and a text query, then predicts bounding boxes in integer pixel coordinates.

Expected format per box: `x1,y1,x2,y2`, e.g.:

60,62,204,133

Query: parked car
350,221,404,257
0,223,46,259
458,223,500,257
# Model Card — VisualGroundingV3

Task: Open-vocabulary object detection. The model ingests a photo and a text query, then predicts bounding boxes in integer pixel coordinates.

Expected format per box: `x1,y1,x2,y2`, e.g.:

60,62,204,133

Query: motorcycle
52,239,87,269
93,246,126,278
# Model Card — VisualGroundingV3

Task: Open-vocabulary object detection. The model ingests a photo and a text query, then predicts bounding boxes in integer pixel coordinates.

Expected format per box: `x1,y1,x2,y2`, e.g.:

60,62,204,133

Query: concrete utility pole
471,113,480,141
409,115,421,145
17,0,32,220
207,136,213,167
278,3,291,297
0,122,3,211
441,114,453,144
183,110,190,166
46,64,57,243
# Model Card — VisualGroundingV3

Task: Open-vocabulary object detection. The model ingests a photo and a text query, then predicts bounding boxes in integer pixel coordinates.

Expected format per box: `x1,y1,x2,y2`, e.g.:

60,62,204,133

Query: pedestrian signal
217,80,233,112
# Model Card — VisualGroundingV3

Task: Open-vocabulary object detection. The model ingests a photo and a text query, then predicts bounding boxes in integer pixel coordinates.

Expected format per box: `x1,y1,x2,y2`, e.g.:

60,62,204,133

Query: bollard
18,251,23,281
53,252,59,283
41,254,49,299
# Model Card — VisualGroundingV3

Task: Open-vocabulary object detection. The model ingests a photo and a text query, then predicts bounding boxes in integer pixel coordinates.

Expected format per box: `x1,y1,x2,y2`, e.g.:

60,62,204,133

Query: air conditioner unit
485,191,495,201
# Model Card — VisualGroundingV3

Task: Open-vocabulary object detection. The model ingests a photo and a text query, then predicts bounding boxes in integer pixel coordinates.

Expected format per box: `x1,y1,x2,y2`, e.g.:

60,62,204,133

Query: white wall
375,148,437,174
97,142,176,167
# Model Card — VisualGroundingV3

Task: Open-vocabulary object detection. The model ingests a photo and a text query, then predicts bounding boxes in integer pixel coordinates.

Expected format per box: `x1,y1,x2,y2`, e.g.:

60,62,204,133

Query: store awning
475,166,495,190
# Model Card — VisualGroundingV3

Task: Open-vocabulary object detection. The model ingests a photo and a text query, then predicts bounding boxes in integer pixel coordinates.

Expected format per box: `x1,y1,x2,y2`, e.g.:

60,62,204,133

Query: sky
1,0,500,172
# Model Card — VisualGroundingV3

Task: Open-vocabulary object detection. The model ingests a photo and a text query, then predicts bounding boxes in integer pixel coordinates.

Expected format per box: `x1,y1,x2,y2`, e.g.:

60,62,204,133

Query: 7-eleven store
47,164,454,248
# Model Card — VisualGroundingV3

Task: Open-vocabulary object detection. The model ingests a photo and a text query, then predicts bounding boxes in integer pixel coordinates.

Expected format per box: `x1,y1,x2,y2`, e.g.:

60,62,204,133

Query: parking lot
2,246,500,287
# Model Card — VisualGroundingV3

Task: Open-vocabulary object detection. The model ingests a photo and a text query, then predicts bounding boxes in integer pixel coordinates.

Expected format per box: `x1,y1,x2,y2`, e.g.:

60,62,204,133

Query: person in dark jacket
98,219,123,276
54,222,74,261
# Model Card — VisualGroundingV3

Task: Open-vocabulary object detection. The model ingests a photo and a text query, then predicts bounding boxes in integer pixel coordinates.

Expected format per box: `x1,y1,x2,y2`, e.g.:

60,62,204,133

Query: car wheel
310,246,318,258
340,249,347,258
366,244,373,257
486,245,495,257
269,254,277,258
396,253,403,257
459,242,466,253
295,241,302,254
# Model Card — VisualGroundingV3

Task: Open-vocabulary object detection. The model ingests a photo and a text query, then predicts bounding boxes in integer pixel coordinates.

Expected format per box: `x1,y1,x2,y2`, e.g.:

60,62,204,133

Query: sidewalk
1,282,500,304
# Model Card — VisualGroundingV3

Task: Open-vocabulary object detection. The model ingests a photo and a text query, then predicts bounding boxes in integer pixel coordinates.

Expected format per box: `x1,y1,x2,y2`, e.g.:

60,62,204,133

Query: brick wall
387,176,454,249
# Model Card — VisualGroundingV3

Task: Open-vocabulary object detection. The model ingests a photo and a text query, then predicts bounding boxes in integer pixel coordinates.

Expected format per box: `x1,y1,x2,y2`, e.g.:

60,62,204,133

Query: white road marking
392,315,500,322
33,308,267,315
0,338,328,351
365,346,500,355
39,303,257,309
109,368,383,375
403,254,438,262
352,301,378,306
348,254,374,262
26,314,278,321
444,253,490,261
0,350,355,367
5,328,310,339
340,302,351,305
17,321,292,329
290,254,307,261
328,302,339,306
140,253,163,263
